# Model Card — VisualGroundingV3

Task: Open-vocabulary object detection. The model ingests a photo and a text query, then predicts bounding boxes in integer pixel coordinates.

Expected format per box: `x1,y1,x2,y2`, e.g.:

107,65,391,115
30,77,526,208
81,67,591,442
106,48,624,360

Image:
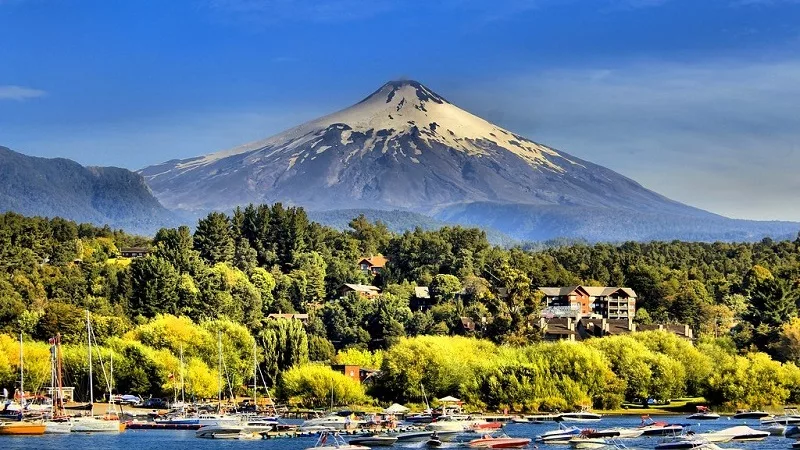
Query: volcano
140,80,797,241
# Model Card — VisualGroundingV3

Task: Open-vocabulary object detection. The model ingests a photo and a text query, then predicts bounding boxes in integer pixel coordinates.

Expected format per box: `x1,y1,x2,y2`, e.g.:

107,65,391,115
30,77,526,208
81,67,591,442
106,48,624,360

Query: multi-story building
538,285,637,319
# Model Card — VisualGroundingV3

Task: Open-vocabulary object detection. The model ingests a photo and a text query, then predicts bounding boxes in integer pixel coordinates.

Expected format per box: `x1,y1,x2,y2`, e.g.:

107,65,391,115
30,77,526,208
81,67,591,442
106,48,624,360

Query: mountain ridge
0,146,175,234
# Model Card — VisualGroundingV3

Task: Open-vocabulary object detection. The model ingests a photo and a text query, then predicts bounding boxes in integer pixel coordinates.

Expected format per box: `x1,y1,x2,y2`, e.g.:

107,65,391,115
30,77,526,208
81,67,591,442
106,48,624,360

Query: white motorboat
302,414,362,431
569,437,610,448
559,411,602,423
639,417,683,436
157,413,241,427
711,425,769,441
307,431,370,450
689,430,734,443
425,415,470,432
761,423,785,435
535,423,581,444
195,417,279,439
761,409,800,425
512,413,560,424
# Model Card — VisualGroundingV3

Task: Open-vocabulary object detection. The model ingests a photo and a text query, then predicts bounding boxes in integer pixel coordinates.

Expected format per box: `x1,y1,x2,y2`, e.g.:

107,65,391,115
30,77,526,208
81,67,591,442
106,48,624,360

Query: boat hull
0,422,46,435
71,417,124,433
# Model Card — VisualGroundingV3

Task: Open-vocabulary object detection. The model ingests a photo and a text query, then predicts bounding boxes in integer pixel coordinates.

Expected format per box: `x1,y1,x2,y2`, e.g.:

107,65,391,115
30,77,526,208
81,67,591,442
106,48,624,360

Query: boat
688,431,734,443
559,409,602,423
639,416,683,436
655,441,709,449
733,410,771,420
195,417,279,439
306,431,370,450
536,423,582,443
349,434,399,446
302,414,362,431
0,421,46,435
569,437,611,449
0,334,45,436
70,312,124,433
425,414,471,432
44,333,73,434
468,433,532,448
760,408,800,425
710,425,768,441
511,413,560,424
760,423,785,436
582,427,643,439
686,406,720,421
786,425,800,438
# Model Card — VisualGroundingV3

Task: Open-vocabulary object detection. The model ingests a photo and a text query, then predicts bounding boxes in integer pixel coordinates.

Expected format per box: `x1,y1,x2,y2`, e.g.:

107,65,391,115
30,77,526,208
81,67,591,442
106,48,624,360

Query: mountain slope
0,146,175,234
140,80,798,242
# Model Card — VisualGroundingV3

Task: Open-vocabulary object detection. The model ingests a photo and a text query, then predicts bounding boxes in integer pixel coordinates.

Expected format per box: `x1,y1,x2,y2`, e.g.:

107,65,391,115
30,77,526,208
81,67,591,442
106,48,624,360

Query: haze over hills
138,80,798,242
0,146,175,234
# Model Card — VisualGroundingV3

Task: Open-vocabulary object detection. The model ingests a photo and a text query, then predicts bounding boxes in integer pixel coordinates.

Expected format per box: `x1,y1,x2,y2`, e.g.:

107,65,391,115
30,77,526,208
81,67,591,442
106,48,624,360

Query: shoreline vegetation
1,206,800,412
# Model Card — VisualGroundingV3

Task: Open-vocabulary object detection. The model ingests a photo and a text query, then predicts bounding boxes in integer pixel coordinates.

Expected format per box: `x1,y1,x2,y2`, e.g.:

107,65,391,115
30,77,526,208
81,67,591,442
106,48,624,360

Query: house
538,286,637,319
536,317,578,342
267,313,309,323
414,286,430,300
331,365,380,384
119,247,151,258
459,316,476,333
339,284,381,299
358,255,388,276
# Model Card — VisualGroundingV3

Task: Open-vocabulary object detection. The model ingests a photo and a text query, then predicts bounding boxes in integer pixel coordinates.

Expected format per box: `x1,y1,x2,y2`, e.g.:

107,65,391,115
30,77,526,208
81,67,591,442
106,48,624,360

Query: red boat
468,433,531,448
471,421,503,431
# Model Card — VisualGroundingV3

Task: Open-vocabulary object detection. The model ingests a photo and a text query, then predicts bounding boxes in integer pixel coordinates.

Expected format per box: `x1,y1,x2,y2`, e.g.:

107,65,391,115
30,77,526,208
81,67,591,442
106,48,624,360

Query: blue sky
2,0,800,221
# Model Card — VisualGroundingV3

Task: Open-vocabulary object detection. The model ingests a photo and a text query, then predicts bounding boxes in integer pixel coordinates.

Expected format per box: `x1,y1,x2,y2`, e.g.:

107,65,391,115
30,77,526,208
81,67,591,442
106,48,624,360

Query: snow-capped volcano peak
168,80,567,173
141,79,670,216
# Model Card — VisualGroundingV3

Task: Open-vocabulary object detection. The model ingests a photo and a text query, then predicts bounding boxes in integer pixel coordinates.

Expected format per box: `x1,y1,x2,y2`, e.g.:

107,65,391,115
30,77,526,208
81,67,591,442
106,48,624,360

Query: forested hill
2,207,800,409
0,146,176,234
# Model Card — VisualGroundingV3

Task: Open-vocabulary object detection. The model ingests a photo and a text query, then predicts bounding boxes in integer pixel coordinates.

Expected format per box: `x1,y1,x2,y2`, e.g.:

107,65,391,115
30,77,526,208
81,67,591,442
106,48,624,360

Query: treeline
1,207,800,404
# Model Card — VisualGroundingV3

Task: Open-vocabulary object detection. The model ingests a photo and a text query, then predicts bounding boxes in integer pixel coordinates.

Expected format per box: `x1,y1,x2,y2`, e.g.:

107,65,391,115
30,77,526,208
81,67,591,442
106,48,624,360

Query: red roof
359,255,388,268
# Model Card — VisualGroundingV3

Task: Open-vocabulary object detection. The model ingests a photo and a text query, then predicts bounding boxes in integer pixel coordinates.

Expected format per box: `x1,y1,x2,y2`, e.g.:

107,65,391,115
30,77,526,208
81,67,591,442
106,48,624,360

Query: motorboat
688,431,734,443
349,434,399,447
302,414,362,431
425,415,470,432
195,418,279,439
569,437,610,449
536,423,582,444
638,417,683,436
760,408,800,425
559,411,602,423
468,433,532,448
686,406,720,421
582,427,643,439
426,436,443,447
0,420,46,435
306,431,370,450
511,413,560,424
655,441,709,449
785,425,800,438
711,425,768,441
396,430,434,442
760,423,786,436
155,413,240,427
733,410,771,420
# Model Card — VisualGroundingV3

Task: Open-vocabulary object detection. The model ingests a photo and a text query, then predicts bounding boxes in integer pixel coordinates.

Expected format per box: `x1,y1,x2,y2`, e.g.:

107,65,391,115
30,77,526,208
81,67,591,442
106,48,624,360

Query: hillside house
339,283,381,299
119,247,151,258
358,255,388,276
538,286,637,319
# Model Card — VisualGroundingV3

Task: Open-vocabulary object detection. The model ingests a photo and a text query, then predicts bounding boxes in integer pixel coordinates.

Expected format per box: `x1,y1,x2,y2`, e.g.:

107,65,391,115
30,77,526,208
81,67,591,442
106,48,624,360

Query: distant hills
138,80,799,242
0,146,175,234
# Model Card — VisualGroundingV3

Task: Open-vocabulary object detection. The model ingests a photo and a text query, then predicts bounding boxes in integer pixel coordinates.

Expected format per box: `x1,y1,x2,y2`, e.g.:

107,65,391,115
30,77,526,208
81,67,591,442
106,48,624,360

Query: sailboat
71,311,125,433
0,334,46,435
44,333,73,433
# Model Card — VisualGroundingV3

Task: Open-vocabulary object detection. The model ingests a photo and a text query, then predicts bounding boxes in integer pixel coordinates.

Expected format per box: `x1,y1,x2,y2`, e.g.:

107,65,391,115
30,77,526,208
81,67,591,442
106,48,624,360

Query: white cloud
0,85,46,101
452,59,800,221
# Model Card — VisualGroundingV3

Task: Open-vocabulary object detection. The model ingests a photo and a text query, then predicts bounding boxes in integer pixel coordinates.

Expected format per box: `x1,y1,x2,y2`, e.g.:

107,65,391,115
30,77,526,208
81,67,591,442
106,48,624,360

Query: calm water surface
0,416,793,450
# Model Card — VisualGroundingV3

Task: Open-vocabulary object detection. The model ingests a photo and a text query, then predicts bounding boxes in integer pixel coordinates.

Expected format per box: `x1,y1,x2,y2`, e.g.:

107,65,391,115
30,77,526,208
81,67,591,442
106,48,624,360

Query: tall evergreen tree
193,212,234,264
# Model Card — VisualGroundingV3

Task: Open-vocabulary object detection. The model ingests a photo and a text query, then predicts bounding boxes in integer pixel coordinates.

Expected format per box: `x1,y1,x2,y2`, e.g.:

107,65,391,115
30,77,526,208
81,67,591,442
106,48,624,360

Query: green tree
129,256,180,318
194,212,234,265
260,318,309,386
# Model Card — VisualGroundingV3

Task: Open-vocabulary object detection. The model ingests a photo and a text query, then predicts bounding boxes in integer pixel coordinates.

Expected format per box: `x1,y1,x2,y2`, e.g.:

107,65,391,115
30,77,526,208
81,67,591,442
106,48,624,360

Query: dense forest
1,207,799,411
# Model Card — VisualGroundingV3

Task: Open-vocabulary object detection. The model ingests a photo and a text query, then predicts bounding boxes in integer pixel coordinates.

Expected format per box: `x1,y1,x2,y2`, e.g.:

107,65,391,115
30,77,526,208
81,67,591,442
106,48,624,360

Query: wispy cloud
454,59,800,221
0,85,46,101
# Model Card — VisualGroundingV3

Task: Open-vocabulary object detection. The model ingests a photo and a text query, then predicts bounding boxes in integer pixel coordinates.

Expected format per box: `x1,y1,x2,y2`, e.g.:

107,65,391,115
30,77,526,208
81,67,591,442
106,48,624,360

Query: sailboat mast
109,351,114,410
252,342,257,412
180,345,185,405
217,332,222,412
19,333,24,408
56,333,64,416
87,310,94,414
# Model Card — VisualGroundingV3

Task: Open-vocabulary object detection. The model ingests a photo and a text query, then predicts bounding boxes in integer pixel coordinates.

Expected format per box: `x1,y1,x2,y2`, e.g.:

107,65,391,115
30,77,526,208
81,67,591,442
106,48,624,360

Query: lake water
0,415,793,450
